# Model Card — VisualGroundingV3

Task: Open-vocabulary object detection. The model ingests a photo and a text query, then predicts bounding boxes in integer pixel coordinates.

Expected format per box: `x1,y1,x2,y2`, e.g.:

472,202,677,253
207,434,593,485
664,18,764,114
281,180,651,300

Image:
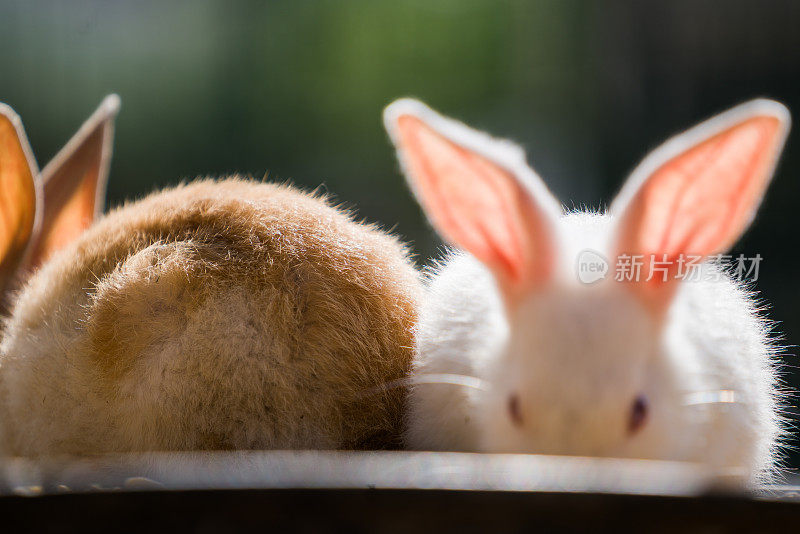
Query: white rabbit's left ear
384,98,562,306
611,99,790,311
24,94,120,270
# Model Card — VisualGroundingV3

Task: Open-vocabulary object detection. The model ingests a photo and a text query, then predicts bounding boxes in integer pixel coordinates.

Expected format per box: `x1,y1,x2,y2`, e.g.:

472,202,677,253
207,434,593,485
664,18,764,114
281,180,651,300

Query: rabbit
0,95,119,311
0,96,421,455
383,97,791,485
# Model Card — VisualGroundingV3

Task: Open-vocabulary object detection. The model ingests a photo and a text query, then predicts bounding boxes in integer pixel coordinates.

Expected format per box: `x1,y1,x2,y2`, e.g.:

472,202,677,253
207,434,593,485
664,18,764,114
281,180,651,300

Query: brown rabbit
0,96,421,455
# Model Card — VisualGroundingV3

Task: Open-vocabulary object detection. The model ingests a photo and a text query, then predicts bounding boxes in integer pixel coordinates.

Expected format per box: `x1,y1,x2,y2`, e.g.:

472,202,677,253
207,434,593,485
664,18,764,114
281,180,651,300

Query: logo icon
576,249,609,284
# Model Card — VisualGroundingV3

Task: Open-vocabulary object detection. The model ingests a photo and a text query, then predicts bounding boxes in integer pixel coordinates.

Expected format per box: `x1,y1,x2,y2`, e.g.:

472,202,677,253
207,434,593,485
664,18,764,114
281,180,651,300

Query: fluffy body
407,213,784,483
0,178,421,455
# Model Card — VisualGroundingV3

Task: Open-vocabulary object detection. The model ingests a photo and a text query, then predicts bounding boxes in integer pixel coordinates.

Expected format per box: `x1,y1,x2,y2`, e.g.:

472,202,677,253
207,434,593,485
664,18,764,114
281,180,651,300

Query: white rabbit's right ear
24,94,120,270
384,99,562,305
0,103,41,296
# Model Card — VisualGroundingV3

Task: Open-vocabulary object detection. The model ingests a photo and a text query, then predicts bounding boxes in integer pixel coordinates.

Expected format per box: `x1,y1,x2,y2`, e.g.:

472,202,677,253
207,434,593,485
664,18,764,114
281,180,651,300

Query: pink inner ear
37,167,98,260
27,124,105,269
396,115,553,301
616,115,784,310
635,116,781,258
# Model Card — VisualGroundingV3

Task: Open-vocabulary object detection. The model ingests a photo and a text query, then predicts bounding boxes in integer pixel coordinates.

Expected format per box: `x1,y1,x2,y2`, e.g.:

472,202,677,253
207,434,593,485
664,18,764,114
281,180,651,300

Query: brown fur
0,178,421,454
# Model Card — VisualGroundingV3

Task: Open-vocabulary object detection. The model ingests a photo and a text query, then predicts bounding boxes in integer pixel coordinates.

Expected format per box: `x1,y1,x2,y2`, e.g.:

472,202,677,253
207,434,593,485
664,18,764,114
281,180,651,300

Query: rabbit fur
384,97,791,485
0,99,421,455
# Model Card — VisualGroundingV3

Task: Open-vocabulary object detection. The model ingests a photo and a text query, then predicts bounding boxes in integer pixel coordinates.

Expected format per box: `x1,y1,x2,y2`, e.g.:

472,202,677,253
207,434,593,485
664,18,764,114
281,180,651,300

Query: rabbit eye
508,393,523,427
628,394,648,434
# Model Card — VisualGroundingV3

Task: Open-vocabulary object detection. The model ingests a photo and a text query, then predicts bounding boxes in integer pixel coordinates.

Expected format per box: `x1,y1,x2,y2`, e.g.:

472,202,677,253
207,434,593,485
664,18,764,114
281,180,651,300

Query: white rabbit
383,98,791,484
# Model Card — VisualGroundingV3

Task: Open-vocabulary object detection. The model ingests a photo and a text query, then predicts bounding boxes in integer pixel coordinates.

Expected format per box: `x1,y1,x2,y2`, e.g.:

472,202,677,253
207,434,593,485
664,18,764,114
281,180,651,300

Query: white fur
389,99,788,485
407,216,782,483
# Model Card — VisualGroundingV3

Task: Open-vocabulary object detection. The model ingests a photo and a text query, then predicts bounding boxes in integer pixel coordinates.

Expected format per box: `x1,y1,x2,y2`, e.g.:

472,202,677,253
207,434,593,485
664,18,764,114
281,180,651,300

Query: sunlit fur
0,178,422,455
406,212,785,485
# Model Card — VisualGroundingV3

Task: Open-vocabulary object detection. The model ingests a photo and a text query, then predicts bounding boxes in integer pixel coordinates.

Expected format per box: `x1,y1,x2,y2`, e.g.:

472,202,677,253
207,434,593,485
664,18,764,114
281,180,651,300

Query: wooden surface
0,451,723,495
1,451,799,532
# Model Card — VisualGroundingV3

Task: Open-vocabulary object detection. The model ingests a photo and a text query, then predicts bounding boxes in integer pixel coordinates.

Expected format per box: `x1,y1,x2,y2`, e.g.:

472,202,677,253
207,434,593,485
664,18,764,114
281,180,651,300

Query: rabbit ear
0,103,41,296
611,99,790,312
25,95,120,269
384,99,562,305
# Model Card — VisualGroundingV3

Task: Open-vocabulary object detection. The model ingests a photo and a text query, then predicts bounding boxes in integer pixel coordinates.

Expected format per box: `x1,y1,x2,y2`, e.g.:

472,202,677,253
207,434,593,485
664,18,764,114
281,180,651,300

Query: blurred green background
1,0,799,465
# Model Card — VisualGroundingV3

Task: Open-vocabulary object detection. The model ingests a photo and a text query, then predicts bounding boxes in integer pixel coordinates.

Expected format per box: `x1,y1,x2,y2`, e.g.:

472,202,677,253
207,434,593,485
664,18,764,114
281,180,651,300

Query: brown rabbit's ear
25,94,120,269
0,103,41,296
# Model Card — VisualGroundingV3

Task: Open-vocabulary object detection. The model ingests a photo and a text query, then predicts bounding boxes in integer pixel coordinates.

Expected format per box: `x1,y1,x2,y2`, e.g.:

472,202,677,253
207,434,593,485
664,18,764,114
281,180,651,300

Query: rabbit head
0,95,120,307
384,98,789,465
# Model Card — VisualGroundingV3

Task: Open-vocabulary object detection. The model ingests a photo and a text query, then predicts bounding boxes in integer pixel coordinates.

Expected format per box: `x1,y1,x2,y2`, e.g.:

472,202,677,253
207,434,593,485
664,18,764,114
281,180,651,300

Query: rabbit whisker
683,389,740,406
360,373,490,398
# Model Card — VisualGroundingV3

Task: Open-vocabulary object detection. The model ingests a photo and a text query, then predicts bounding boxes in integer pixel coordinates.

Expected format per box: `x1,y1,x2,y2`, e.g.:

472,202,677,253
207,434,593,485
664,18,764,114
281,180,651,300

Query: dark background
1,0,799,466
